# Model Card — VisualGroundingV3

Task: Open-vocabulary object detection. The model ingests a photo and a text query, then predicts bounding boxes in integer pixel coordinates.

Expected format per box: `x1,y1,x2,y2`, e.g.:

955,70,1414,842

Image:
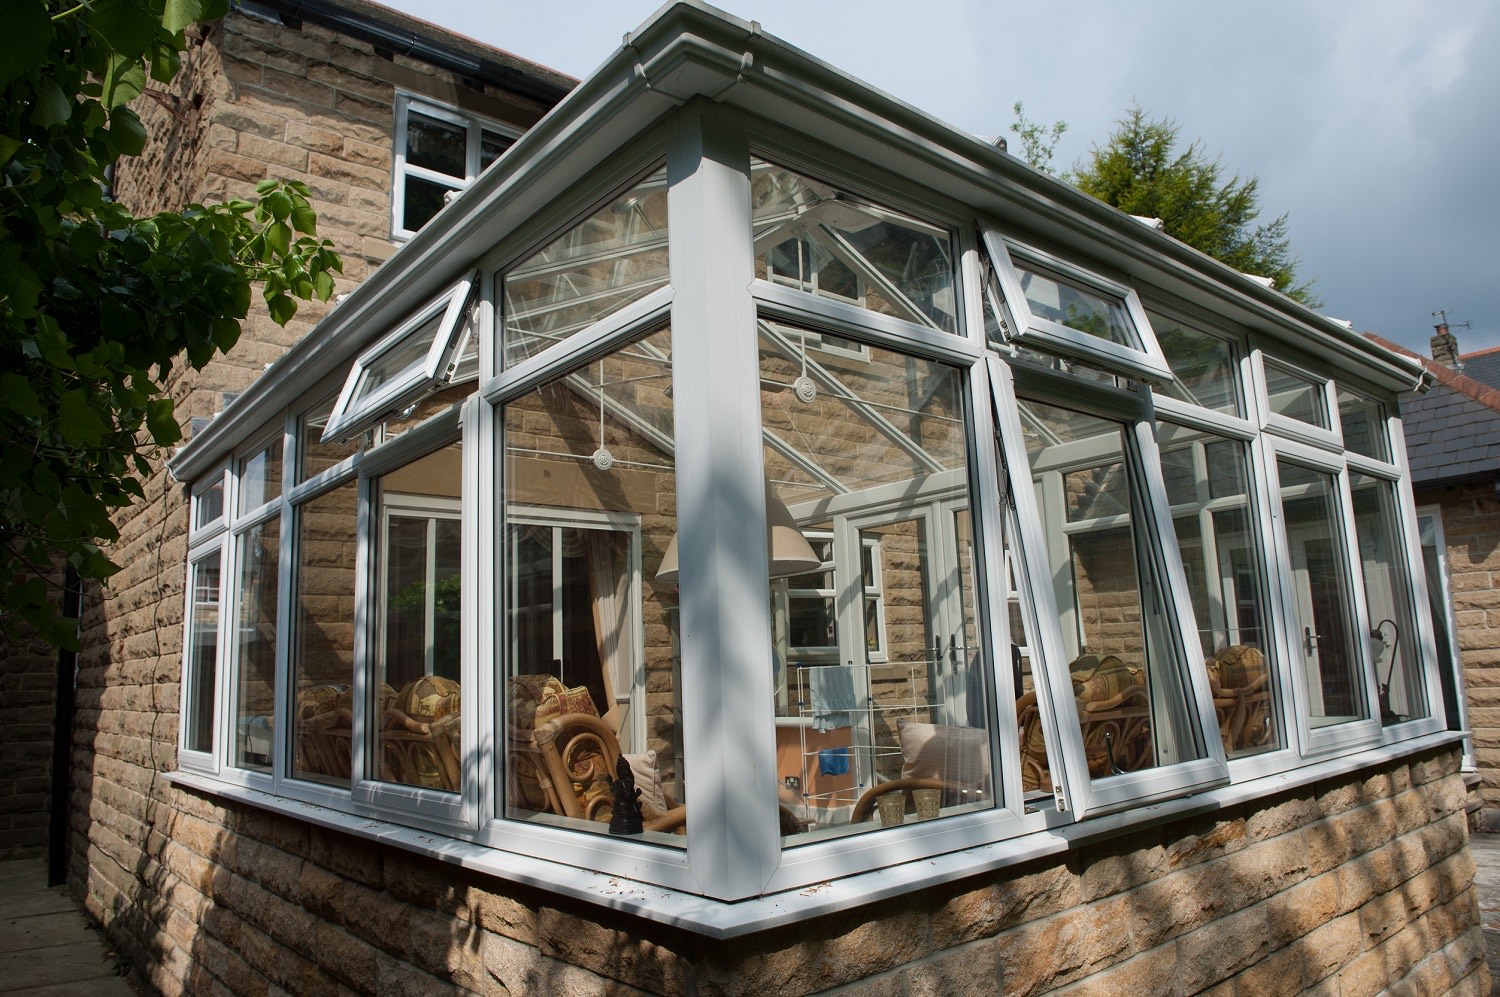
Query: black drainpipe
47,568,81,887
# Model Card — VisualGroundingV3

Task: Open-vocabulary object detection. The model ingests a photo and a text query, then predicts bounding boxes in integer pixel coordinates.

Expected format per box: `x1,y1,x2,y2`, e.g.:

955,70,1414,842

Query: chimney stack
1431,322,1461,368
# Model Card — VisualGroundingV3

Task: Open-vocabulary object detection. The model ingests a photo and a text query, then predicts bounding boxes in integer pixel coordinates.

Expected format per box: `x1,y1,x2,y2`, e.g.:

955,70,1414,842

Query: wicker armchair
531,712,686,833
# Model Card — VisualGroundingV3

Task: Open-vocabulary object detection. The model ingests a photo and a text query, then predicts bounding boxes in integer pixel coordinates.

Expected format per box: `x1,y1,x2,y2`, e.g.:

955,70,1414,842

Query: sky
381,0,1500,356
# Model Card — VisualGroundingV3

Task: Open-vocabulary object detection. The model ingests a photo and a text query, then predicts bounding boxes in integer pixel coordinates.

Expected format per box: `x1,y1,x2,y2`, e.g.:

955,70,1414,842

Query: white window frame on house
322,272,478,445
392,93,522,239
167,51,1455,928
981,226,1174,384
988,355,1231,818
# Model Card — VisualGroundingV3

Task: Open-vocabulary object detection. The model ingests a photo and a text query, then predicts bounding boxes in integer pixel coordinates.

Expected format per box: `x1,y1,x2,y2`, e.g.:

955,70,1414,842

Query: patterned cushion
1211,644,1266,691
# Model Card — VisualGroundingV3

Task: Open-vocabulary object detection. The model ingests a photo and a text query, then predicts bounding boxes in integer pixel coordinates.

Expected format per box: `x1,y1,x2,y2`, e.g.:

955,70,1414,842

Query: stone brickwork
0,627,56,860
70,741,1486,995
1419,481,1500,823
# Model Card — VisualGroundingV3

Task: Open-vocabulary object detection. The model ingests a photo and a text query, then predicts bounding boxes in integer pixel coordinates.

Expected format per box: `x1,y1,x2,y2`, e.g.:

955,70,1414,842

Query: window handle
1304,627,1321,654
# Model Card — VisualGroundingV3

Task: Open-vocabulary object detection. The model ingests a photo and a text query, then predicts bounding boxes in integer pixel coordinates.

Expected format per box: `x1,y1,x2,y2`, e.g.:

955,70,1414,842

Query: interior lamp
655,479,821,584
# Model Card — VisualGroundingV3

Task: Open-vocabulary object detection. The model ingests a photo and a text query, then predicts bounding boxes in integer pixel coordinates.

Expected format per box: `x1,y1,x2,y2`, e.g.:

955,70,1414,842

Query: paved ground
0,860,136,996
1472,831,1500,994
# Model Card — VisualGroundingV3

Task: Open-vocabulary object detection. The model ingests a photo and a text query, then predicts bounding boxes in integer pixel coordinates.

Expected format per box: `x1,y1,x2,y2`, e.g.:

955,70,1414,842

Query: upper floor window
394,95,521,238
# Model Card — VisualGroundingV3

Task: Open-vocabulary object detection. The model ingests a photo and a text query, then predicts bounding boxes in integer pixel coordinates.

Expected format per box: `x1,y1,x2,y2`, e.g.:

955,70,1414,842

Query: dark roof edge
1366,333,1500,414
238,0,576,105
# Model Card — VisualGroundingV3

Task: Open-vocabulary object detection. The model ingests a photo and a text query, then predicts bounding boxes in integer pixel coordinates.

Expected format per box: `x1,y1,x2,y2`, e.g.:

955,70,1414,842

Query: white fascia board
170,0,1423,484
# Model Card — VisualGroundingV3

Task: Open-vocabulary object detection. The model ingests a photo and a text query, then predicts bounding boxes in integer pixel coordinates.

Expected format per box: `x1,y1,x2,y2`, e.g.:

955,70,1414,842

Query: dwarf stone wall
72,739,1486,995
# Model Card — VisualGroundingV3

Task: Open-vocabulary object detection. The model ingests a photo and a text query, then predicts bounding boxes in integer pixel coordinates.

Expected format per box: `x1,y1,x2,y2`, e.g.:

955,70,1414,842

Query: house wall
0,616,57,861
1418,480,1500,825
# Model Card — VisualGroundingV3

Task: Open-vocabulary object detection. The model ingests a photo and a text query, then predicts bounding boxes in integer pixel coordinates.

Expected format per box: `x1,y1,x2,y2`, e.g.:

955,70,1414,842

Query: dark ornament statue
608,755,644,835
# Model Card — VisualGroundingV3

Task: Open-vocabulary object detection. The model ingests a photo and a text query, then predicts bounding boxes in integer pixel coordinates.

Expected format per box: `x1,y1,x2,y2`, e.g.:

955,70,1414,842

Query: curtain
585,530,631,708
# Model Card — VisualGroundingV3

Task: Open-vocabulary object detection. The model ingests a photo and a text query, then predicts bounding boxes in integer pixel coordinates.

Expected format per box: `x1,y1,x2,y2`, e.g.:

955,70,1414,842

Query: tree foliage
1008,101,1067,178
1072,105,1316,304
1,0,343,649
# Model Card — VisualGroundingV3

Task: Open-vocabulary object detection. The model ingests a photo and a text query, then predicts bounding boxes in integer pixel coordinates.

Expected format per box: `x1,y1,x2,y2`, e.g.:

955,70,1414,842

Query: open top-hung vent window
322,272,479,444
981,228,1173,384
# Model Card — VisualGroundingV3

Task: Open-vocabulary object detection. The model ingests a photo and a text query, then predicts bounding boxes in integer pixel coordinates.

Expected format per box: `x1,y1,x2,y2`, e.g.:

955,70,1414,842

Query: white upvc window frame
178,470,231,773
393,93,522,240
778,529,887,666
1261,435,1385,755
989,356,1230,819
322,272,478,445
1253,350,1342,449
981,226,1174,385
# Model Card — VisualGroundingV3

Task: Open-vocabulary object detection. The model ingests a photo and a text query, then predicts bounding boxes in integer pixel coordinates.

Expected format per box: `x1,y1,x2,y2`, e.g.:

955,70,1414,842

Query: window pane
1157,424,1279,757
291,480,359,787
1277,461,1366,727
1350,473,1426,724
751,159,957,334
239,438,282,514
1264,362,1329,429
374,442,464,793
1148,311,1239,416
193,477,225,530
184,554,222,754
761,329,993,843
298,396,357,483
503,327,684,842
1015,259,1133,347
404,174,459,231
480,131,513,169
503,168,669,368
234,517,279,772
1024,400,1205,777
406,112,466,177
1338,388,1389,462
358,313,444,401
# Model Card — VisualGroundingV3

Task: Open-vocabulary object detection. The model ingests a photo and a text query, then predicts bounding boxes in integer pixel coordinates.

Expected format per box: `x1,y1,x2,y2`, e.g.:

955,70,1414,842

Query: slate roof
1365,334,1500,486
1462,346,1500,390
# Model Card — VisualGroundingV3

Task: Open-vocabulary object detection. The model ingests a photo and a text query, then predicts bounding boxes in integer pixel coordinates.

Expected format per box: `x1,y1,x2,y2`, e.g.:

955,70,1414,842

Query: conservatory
166,1,1455,927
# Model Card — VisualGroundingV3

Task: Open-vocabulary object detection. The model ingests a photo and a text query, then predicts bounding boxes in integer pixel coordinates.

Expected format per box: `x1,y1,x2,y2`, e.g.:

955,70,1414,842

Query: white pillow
897,720,990,790
622,749,669,819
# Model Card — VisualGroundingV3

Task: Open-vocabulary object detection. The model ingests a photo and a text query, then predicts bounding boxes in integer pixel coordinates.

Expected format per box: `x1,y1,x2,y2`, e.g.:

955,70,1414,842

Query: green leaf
289,204,317,235
162,0,205,33
0,134,21,168
265,292,297,326
0,1,51,89
263,190,293,221
255,178,279,195
151,45,181,84
109,106,148,156
102,53,147,109
89,0,161,57
32,78,73,128
265,220,291,256
59,391,107,446
145,398,182,445
313,270,335,302
0,375,43,419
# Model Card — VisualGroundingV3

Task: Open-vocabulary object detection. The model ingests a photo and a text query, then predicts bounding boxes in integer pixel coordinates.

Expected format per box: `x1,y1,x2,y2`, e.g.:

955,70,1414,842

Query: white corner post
667,99,781,899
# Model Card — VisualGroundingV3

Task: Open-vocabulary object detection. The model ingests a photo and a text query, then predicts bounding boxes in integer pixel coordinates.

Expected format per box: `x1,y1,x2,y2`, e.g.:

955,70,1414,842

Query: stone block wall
0,626,56,860
1419,481,1500,823
70,738,1485,995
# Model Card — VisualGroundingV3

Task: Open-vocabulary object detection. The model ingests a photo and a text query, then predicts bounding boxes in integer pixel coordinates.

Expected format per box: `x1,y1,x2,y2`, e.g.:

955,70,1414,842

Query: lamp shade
655,480,820,584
